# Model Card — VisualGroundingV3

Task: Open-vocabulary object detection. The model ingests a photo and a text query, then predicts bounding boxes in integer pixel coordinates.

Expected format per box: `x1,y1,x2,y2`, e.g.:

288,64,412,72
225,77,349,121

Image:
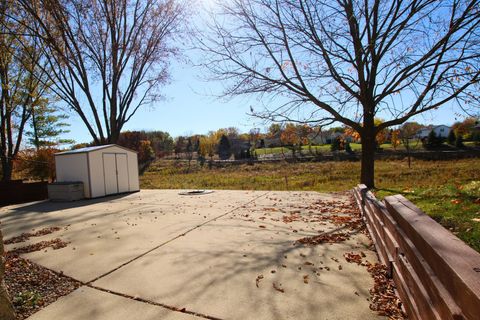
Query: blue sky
61,56,463,145
59,2,468,145
61,53,271,144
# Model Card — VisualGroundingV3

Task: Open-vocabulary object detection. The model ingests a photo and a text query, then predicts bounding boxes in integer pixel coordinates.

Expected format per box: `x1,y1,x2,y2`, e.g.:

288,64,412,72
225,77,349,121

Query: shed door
103,154,118,195
115,154,129,193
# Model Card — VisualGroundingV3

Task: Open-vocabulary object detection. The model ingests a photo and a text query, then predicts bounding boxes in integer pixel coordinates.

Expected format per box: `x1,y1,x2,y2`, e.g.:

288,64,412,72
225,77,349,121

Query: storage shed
54,144,139,198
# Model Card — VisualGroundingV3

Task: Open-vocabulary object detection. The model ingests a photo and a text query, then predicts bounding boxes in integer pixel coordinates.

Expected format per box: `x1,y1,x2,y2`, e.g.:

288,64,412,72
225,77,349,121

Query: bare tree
198,0,480,188
18,0,187,144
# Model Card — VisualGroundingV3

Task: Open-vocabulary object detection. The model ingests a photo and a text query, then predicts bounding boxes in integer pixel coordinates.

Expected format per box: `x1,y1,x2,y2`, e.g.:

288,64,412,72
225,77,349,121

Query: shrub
345,142,353,154
330,137,343,151
472,131,480,146
447,130,456,145
425,130,443,149
455,135,464,148
197,155,206,167
217,135,232,160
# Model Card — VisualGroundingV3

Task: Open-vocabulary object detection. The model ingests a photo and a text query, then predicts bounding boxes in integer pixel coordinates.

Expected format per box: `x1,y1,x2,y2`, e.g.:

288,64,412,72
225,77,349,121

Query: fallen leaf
303,275,309,284
272,282,285,293
255,275,264,288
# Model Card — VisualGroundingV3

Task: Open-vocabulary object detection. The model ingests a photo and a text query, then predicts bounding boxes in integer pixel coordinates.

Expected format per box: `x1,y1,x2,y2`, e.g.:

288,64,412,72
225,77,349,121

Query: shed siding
55,153,91,197
89,146,139,197
128,153,139,191
88,151,107,198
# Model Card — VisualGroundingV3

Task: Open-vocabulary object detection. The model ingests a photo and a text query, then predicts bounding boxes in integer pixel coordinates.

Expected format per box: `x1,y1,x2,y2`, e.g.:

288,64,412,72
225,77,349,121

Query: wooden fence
353,185,480,320
0,180,48,206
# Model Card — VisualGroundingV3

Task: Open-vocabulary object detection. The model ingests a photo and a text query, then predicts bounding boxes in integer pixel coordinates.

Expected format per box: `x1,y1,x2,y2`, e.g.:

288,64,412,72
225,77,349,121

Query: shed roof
55,144,137,156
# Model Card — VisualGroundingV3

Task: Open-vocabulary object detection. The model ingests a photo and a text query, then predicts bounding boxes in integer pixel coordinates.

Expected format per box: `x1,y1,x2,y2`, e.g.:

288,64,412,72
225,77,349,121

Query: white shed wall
55,153,91,197
88,151,106,198
128,152,140,191
88,146,139,197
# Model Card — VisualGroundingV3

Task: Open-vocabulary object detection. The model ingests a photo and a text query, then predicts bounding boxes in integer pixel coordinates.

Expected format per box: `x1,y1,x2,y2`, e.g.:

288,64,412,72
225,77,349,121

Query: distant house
308,130,350,144
307,132,327,145
416,125,451,139
263,137,282,148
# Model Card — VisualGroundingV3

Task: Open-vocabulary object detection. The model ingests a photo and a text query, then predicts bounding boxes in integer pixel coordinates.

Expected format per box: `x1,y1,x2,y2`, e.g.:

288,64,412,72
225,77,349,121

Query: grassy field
254,140,472,156
141,158,480,252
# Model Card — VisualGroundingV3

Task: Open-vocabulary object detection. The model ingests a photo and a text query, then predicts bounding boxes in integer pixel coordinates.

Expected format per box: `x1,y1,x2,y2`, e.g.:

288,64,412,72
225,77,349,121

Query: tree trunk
405,139,412,168
1,158,12,182
0,229,16,320
31,111,40,151
360,129,376,189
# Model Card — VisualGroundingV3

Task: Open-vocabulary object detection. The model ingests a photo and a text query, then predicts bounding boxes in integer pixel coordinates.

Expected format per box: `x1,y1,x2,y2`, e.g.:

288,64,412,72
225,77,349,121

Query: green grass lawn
141,158,480,252
255,140,451,156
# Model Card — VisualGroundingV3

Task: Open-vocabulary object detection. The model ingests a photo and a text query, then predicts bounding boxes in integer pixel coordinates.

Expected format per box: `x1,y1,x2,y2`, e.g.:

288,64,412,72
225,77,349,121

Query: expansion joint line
87,284,224,320
87,191,270,285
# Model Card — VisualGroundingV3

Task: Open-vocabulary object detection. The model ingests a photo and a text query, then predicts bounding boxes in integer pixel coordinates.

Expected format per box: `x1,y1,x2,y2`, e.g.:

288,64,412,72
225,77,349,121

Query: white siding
89,146,139,197
128,152,139,191
88,150,106,198
433,125,450,138
55,153,91,197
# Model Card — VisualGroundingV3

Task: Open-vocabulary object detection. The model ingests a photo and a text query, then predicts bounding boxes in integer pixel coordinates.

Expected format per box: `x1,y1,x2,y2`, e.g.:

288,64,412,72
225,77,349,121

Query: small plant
217,135,232,160
461,181,480,198
330,136,343,151
197,155,206,167
13,291,43,307
345,142,354,154
455,135,464,148
447,130,456,145
425,130,443,149
472,131,480,146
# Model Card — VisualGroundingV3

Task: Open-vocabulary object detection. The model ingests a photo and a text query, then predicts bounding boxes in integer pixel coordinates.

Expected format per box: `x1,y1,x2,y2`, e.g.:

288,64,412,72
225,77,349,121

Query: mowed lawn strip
141,158,480,252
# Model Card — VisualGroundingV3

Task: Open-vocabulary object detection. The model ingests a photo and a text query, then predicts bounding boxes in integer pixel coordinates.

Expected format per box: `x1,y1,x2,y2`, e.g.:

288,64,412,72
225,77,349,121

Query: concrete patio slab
93,210,378,320
27,286,197,320
0,190,383,320
1,190,265,282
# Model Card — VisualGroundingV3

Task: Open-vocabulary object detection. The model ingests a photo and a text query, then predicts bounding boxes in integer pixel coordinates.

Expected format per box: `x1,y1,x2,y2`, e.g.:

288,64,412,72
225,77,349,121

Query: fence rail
353,185,480,320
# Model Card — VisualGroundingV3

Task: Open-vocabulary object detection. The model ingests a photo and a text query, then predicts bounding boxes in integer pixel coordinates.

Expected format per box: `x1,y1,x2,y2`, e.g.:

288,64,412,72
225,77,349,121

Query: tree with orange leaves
390,130,401,150
344,118,388,147
281,124,311,157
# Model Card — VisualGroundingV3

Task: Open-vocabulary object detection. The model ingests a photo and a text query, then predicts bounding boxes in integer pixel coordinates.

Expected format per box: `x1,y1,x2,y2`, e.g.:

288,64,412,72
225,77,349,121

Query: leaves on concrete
367,263,406,319
9,239,69,256
4,227,62,245
272,282,284,293
303,275,309,284
344,252,363,265
255,275,264,288
294,232,349,246
343,254,405,319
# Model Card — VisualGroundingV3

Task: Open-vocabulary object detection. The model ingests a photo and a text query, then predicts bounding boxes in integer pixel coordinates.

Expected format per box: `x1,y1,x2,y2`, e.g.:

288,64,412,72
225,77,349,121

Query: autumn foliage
344,119,389,147
390,130,401,150
117,132,154,163
14,148,58,181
